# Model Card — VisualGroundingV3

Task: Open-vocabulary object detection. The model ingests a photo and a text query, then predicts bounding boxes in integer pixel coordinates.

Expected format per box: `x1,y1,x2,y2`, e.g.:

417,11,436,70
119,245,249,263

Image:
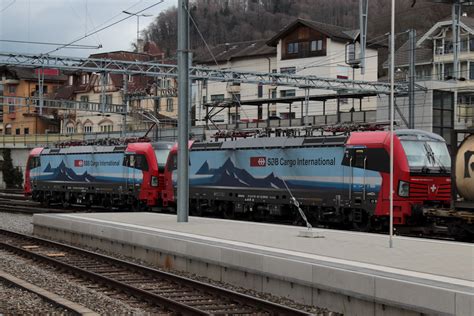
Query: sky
0,0,175,57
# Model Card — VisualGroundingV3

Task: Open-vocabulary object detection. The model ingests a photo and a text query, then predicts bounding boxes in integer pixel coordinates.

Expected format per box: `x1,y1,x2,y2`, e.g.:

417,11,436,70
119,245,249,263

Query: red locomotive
25,141,173,210
163,129,451,229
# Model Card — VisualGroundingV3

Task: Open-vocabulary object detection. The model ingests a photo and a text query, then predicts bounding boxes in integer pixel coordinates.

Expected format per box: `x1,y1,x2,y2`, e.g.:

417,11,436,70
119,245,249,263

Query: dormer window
311,40,323,51
287,42,299,54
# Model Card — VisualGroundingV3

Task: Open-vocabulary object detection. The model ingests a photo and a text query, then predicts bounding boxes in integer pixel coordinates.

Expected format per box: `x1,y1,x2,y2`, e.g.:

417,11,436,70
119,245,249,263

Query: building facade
193,18,380,126
56,49,178,135
0,66,67,135
377,16,474,145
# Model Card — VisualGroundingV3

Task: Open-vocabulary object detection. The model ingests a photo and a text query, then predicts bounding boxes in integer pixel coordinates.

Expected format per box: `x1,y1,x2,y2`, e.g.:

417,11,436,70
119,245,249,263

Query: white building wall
376,80,474,134
195,38,379,126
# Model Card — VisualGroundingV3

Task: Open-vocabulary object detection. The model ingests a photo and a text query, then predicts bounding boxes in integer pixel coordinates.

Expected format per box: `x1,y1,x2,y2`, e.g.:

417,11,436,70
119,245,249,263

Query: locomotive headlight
398,181,410,197
151,176,159,187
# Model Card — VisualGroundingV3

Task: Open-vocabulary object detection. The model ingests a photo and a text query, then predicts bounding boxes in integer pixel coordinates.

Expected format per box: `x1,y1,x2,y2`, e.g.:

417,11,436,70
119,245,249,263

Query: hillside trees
144,0,471,58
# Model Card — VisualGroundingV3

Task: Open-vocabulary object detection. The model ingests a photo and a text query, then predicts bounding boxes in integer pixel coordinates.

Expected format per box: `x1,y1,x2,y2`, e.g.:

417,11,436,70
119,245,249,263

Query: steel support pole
122,74,128,137
100,72,106,113
389,0,395,248
359,0,368,75
177,0,189,223
452,1,461,80
409,29,416,129
304,87,309,125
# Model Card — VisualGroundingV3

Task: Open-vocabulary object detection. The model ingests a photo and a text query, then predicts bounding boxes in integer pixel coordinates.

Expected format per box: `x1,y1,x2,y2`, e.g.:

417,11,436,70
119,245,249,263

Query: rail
0,229,311,315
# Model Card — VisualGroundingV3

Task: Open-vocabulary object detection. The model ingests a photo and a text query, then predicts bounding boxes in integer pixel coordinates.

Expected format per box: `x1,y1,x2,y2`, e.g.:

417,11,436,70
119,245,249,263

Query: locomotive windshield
155,149,170,170
152,142,173,172
400,139,450,173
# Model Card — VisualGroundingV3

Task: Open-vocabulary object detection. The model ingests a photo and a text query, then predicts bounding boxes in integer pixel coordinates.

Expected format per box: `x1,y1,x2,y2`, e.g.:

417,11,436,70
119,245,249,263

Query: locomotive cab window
354,150,366,169
123,154,149,171
167,153,177,171
28,156,41,169
342,148,367,169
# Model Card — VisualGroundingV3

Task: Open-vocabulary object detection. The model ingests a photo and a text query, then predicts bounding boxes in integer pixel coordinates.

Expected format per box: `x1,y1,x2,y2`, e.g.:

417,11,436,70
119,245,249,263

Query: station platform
33,213,473,316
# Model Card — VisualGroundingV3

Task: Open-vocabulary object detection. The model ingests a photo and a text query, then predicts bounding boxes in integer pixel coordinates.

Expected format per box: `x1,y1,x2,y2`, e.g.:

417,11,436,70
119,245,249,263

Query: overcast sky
0,0,175,57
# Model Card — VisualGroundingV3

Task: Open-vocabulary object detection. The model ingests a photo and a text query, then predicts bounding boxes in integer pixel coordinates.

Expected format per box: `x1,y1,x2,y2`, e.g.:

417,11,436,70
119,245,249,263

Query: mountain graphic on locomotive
25,142,174,210
162,129,452,230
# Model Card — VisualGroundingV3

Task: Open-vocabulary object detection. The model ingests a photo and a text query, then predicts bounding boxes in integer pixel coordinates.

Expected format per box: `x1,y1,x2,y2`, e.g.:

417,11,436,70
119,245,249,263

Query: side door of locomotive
343,147,367,205
123,153,137,194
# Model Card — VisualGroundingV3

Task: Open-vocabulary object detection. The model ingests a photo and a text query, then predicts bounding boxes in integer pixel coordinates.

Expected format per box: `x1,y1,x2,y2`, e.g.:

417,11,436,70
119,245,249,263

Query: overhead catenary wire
45,0,165,55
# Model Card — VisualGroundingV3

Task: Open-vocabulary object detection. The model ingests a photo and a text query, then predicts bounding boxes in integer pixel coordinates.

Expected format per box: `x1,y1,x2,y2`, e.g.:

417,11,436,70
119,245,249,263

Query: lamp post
123,10,152,51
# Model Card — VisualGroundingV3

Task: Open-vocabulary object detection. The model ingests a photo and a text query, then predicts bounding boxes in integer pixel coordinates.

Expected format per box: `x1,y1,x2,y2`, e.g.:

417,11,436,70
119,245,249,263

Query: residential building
377,15,474,145
0,66,67,135
56,47,178,135
193,18,380,126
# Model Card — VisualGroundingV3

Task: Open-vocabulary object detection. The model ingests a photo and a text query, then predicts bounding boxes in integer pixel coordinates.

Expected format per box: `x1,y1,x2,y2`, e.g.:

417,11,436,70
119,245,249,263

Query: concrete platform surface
33,212,474,316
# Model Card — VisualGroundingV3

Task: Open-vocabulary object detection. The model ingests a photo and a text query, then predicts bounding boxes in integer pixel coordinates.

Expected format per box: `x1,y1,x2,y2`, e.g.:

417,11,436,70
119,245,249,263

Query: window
68,76,74,85
461,36,469,52
35,85,48,94
210,94,225,102
128,74,133,82
123,154,149,171
24,127,29,135
280,89,296,97
258,84,263,98
311,40,323,51
66,123,75,134
287,42,299,54
99,94,112,105
470,62,474,80
433,90,454,145
230,113,240,124
271,89,277,99
8,101,14,113
84,124,93,134
444,41,453,54
280,67,296,74
100,125,113,132
8,85,16,94
15,128,20,135
5,124,11,135
444,63,453,78
166,98,174,112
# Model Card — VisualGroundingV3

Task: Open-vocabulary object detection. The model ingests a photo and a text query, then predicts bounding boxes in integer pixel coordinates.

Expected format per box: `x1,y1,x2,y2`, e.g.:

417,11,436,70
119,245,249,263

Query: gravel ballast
0,279,73,315
0,211,337,315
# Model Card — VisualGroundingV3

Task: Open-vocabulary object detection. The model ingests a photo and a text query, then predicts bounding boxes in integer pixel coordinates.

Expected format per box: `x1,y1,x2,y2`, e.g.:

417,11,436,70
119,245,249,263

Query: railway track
0,229,311,315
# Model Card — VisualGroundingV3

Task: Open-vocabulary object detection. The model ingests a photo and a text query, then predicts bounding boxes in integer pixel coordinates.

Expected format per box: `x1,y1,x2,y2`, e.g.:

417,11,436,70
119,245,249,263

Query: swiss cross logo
250,157,266,167
74,160,84,167
430,184,438,193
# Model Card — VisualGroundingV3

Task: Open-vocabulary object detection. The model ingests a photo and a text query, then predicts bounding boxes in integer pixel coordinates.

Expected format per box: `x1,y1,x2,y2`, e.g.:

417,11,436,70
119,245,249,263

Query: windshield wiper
421,166,430,173
424,142,448,173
